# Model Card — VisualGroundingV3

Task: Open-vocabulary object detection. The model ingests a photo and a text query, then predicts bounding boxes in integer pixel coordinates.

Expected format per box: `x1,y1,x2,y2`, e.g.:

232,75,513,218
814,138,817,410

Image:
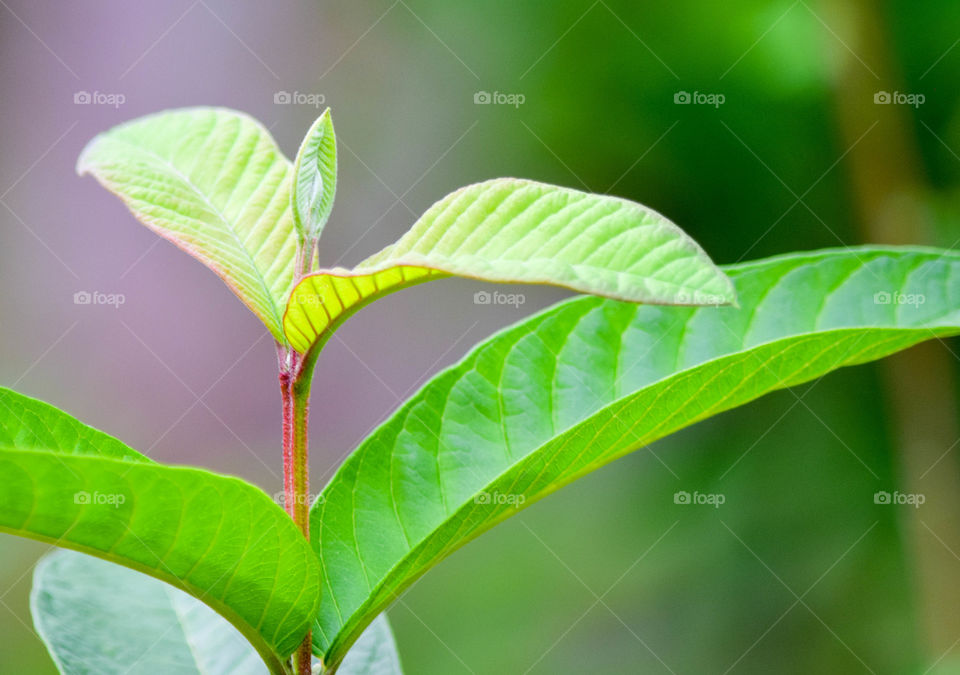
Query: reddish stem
279,352,314,675
277,230,322,673
280,372,295,518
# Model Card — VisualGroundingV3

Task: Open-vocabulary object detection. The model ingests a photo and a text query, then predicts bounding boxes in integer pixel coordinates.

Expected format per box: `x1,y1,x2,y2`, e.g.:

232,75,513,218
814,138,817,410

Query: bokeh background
2,0,960,672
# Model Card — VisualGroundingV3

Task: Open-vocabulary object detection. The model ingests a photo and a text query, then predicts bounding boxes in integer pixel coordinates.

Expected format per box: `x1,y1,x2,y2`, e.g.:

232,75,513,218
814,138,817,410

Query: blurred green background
2,0,960,672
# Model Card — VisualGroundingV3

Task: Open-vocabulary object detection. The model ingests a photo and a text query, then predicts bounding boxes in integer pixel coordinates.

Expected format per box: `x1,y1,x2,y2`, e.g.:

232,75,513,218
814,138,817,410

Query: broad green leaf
283,178,735,354
78,108,298,343
0,388,320,671
292,108,337,243
32,549,266,675
338,616,403,675
310,246,960,665
0,387,144,460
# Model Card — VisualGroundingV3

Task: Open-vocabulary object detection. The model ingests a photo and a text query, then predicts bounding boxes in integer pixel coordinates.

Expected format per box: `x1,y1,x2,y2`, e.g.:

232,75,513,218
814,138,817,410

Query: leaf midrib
354,253,725,297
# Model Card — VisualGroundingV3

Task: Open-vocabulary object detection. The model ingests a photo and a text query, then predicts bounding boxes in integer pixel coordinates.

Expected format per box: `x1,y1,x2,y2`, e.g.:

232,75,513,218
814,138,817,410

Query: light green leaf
0,388,319,671
337,616,403,675
283,178,735,354
35,550,402,675
32,549,267,675
77,108,298,343
310,246,960,666
0,387,144,461
292,109,337,243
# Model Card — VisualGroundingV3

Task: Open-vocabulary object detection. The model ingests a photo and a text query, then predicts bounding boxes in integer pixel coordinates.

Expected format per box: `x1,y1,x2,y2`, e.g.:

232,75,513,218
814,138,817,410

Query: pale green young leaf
283,178,735,353
292,108,337,243
77,108,298,343
33,549,267,675
310,246,960,665
0,388,320,670
34,551,403,675
337,616,403,675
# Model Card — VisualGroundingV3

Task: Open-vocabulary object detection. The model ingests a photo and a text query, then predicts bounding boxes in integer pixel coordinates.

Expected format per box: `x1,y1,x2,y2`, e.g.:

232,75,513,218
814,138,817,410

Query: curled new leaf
292,108,338,244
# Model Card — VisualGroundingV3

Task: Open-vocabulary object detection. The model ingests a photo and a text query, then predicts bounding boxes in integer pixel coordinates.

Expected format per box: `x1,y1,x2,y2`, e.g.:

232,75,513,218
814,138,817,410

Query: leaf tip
75,135,102,177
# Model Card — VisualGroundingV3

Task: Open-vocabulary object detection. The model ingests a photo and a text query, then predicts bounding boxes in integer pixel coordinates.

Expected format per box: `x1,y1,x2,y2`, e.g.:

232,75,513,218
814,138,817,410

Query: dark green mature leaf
77,108,298,343
283,178,735,354
0,388,319,671
33,549,267,675
311,246,960,665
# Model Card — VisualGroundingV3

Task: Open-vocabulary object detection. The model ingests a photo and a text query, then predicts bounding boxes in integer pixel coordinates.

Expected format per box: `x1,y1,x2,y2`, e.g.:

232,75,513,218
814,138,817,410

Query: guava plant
1,107,958,674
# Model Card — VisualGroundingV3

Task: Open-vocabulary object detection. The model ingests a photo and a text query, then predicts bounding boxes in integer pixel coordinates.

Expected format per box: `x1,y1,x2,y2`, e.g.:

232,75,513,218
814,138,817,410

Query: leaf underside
0,388,319,668
33,549,267,675
311,246,960,665
338,615,404,675
77,108,298,342
33,550,404,675
283,178,736,353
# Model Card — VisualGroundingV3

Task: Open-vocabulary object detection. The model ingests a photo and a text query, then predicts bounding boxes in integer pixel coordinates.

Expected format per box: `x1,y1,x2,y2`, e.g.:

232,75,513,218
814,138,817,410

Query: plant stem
280,369,311,537
280,234,323,675
279,350,315,675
